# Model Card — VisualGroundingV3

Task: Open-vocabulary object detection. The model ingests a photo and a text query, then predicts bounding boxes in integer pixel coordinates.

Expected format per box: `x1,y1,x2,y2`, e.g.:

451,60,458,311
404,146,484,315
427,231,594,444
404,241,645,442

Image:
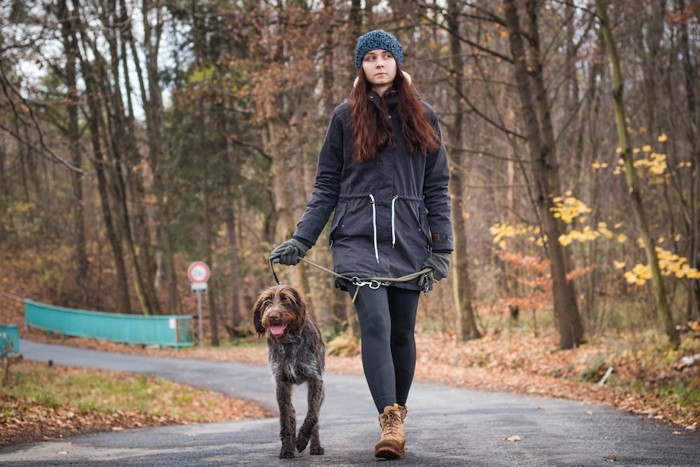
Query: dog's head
252,285,307,340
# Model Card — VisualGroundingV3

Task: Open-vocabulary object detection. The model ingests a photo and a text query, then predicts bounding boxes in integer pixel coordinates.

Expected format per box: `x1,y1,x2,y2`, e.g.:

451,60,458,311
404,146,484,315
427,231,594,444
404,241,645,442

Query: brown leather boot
375,404,407,460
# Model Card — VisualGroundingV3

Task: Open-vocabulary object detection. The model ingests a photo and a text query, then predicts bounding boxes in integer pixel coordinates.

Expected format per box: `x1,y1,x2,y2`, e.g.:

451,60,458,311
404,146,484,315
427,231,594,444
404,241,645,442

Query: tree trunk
74,0,131,313
503,0,584,349
678,0,700,321
57,0,88,302
595,0,679,346
136,0,178,314
446,0,481,341
200,108,220,347
80,66,131,314
116,0,162,315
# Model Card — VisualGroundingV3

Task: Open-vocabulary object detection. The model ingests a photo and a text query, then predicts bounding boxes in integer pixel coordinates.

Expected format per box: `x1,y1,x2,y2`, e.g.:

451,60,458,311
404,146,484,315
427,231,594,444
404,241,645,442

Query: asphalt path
0,340,698,466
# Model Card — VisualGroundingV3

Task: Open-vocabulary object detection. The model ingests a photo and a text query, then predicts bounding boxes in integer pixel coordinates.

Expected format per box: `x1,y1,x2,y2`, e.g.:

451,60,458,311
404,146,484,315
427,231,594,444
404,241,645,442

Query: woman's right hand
269,238,310,265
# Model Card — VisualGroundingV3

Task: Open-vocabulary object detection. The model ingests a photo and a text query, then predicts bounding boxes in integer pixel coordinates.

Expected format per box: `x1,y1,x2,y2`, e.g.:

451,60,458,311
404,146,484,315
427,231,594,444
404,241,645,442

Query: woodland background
1,0,699,350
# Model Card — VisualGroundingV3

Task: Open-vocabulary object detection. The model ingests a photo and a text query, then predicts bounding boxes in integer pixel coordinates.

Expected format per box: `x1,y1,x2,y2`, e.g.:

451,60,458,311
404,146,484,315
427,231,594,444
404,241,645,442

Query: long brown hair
350,65,441,163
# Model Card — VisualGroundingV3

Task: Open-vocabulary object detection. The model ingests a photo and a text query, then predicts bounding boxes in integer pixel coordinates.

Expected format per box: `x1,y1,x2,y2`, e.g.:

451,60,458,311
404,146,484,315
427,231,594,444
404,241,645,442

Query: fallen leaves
0,362,273,447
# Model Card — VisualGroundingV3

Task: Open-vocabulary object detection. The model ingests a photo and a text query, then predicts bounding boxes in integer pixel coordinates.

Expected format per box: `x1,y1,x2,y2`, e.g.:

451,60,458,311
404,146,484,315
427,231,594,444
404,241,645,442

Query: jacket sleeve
423,108,454,252
293,110,345,245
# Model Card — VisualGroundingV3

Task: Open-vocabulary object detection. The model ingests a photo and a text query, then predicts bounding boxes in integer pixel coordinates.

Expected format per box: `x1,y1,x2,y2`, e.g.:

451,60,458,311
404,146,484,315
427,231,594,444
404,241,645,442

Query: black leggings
349,285,420,413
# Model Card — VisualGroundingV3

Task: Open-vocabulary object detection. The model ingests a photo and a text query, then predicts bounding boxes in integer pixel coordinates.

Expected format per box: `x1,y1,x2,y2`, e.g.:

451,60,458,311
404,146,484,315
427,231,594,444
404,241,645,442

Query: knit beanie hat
354,30,404,70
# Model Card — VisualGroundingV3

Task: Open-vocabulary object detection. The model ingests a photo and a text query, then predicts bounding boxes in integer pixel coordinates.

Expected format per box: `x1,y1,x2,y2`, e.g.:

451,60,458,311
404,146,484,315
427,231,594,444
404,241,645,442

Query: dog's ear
286,286,307,335
251,289,271,337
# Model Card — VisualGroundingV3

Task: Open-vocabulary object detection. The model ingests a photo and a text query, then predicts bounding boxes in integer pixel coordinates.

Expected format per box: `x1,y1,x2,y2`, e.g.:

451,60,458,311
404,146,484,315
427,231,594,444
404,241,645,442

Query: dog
252,284,325,458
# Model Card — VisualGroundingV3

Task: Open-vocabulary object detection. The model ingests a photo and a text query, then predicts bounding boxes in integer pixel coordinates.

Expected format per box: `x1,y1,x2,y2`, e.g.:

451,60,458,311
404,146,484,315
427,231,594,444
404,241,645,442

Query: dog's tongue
270,325,286,336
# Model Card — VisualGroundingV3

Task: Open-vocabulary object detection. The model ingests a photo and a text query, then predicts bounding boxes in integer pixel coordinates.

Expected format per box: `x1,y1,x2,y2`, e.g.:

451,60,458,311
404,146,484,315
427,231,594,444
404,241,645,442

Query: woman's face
361,49,397,95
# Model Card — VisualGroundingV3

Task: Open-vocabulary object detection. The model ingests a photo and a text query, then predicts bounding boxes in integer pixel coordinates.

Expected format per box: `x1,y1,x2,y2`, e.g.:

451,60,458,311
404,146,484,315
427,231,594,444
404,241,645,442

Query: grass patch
0,361,273,446
5,362,236,419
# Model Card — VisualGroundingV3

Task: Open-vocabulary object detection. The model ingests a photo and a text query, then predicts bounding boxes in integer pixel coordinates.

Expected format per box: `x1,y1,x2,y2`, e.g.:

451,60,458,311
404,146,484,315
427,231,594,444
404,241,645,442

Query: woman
270,29,452,460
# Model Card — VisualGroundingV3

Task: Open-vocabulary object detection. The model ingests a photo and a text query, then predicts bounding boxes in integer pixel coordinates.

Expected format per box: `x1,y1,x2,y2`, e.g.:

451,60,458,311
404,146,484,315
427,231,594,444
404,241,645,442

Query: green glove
421,252,451,282
269,238,310,266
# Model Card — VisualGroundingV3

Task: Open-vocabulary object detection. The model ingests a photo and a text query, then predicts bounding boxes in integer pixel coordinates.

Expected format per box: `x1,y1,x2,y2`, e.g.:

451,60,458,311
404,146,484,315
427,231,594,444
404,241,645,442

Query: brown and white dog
252,284,325,458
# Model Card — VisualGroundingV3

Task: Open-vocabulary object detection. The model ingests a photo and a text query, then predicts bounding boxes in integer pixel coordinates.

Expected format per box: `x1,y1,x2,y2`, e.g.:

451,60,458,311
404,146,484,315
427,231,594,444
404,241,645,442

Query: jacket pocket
329,202,348,245
413,203,432,246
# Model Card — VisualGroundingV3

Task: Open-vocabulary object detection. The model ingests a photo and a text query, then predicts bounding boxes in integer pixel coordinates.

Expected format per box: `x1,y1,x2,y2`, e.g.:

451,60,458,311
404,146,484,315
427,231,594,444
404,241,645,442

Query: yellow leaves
622,247,700,285
591,161,609,169
657,133,668,143
550,193,591,224
625,264,652,285
635,152,667,176
598,222,614,239
609,142,668,179
490,223,543,249
558,226,599,246
8,201,35,214
617,234,628,243
614,261,626,269
187,65,215,85
557,222,615,246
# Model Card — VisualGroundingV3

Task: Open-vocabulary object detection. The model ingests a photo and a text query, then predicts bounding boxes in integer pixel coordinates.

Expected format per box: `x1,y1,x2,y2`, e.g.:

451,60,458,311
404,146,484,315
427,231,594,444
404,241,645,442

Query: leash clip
421,273,431,294
351,278,385,290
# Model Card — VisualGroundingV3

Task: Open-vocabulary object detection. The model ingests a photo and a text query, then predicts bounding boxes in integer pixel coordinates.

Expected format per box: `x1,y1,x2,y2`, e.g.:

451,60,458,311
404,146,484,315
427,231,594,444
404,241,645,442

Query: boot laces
382,411,402,437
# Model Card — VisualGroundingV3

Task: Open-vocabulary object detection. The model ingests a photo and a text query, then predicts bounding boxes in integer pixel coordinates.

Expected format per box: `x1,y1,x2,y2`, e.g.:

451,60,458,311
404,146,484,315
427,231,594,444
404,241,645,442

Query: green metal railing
25,300,194,347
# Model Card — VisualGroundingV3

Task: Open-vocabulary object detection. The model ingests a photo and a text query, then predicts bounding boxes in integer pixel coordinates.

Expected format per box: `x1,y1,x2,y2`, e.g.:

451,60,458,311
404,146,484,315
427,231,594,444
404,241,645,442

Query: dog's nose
268,311,281,323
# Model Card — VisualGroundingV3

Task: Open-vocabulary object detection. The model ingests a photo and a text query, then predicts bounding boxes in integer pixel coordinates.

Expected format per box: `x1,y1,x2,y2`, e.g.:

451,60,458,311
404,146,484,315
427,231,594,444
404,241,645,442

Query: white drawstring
391,195,398,248
369,194,379,263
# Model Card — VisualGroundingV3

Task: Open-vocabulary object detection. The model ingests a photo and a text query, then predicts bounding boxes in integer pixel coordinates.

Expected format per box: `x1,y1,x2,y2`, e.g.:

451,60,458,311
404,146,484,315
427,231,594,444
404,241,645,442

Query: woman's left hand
421,252,451,282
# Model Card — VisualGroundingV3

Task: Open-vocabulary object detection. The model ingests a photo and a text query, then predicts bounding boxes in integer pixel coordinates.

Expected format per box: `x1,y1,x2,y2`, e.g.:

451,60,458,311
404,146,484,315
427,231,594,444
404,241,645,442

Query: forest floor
2,318,698,447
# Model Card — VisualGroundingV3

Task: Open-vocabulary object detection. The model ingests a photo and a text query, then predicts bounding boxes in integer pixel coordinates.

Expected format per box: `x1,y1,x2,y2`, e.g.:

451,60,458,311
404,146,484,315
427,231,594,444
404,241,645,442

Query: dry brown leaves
0,361,273,447
1,395,180,446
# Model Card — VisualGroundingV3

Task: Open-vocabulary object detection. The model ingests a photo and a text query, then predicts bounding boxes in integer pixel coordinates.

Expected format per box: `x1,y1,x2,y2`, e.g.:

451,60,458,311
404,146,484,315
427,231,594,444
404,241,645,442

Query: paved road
0,340,698,466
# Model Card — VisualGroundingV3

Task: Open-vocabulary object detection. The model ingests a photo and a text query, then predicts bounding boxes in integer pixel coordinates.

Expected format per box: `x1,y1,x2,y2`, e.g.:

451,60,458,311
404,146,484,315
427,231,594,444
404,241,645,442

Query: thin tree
503,0,584,349
594,0,679,346
446,0,481,340
57,0,88,302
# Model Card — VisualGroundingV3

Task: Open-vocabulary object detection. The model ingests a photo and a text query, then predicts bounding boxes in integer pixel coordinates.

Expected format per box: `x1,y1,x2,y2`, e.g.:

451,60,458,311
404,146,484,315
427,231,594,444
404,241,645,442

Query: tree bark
595,0,679,346
74,0,131,314
57,0,88,302
136,0,178,314
446,0,481,341
678,0,700,321
79,69,131,313
503,0,584,349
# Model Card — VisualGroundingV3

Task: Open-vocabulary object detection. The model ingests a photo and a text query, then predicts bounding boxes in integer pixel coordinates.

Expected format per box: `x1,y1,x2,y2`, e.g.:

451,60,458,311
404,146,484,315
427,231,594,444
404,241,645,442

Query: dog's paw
295,436,309,453
279,448,295,459
310,445,325,456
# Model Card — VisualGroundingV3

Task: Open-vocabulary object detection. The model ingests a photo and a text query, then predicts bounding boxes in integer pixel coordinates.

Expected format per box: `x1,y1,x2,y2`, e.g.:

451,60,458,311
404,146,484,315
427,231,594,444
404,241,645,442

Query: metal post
197,291,204,349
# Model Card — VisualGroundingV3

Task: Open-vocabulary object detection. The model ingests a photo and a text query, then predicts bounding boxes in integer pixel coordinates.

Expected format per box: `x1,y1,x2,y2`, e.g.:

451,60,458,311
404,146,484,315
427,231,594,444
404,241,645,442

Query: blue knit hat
354,30,404,70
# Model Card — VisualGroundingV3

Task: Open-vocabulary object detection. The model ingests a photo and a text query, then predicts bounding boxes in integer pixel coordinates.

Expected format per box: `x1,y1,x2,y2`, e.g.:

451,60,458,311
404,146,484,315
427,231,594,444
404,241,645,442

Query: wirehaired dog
252,284,325,458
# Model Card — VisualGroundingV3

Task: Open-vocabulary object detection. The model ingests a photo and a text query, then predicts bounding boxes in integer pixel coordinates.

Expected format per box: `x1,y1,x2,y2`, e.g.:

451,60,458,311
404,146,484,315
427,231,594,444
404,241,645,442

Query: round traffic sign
187,261,211,283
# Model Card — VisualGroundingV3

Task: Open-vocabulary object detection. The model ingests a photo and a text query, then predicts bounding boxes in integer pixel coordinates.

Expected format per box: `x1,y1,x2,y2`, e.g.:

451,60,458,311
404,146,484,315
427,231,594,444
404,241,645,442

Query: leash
268,258,432,302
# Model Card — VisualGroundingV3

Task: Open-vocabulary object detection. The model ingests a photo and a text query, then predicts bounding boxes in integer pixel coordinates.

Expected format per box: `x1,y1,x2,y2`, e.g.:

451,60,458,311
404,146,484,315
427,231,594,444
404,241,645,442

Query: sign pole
187,261,211,350
197,291,204,349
